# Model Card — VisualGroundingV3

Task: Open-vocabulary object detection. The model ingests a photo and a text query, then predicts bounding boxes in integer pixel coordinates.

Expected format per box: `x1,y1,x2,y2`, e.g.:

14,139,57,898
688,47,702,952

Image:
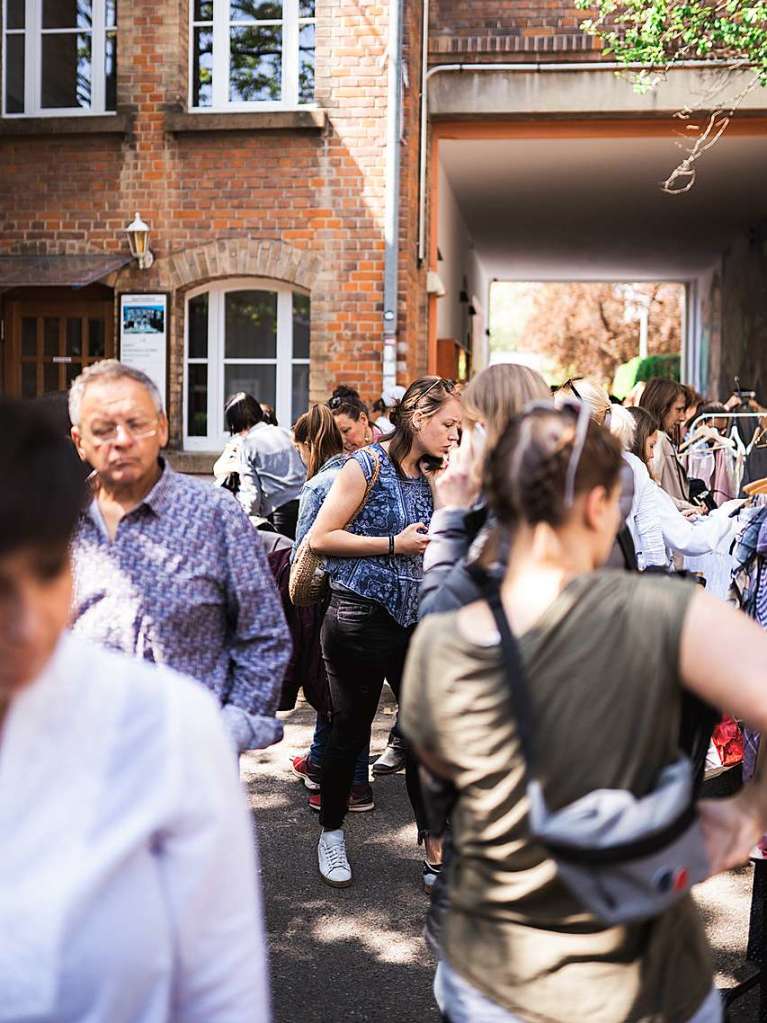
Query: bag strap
345,447,382,529
486,589,537,774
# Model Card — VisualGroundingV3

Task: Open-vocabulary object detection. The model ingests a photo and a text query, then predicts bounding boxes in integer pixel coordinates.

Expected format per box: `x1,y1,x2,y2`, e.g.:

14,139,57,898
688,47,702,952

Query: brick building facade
0,0,610,463
6,1,764,462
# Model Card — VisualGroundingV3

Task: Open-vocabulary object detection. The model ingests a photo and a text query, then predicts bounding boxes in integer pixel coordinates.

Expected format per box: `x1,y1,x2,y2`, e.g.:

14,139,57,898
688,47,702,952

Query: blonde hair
463,364,549,448
556,377,635,450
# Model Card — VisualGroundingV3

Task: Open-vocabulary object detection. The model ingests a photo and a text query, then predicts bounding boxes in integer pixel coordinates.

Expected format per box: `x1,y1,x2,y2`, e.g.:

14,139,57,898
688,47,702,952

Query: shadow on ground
243,689,440,1023
244,692,762,1023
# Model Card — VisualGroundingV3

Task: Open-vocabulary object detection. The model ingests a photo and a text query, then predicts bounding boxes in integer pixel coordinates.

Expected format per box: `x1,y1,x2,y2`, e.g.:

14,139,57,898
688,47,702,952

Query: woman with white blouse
0,397,270,1023
626,406,739,570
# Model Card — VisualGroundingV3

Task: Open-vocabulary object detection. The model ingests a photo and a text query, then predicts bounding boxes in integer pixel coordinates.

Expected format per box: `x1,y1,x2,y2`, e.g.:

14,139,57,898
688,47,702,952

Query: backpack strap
486,589,537,774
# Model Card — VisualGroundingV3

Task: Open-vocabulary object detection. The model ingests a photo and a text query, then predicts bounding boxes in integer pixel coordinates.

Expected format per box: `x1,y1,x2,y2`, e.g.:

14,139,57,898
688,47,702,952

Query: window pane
44,362,60,393
192,27,213,107
194,0,214,18
105,32,117,111
66,318,82,356
188,364,208,437
230,0,282,19
106,0,117,27
42,33,92,109
229,26,281,103
299,0,315,16
291,363,309,424
224,364,275,416
21,318,37,357
66,361,82,388
298,22,314,103
225,291,277,358
22,363,37,399
43,0,92,29
89,318,105,358
7,0,24,29
292,293,310,358
44,318,59,357
188,293,209,358
5,35,24,114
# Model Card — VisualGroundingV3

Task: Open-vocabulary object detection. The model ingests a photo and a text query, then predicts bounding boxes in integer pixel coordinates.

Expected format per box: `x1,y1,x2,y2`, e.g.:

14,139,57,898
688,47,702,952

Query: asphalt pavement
242,690,764,1023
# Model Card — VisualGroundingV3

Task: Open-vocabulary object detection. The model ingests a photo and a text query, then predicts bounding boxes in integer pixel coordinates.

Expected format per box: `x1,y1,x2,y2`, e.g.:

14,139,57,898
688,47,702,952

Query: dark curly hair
487,407,623,529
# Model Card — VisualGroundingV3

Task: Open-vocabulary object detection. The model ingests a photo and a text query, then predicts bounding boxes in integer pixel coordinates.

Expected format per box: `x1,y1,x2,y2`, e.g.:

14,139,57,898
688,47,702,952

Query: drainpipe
417,58,740,265
382,0,405,393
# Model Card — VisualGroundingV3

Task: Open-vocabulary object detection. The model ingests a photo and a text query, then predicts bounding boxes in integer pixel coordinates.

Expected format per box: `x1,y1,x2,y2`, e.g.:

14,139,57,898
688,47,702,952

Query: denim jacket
292,454,347,558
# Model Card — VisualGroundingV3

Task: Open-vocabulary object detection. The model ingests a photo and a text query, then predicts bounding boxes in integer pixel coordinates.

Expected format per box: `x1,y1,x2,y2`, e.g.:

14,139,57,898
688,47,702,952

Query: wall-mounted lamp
125,211,154,270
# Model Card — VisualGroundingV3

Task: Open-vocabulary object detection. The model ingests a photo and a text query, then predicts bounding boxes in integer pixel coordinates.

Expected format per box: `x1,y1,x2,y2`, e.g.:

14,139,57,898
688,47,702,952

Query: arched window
184,278,310,449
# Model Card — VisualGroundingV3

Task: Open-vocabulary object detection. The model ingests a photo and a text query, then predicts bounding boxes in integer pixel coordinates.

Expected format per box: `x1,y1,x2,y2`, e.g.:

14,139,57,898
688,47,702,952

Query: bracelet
388,535,395,556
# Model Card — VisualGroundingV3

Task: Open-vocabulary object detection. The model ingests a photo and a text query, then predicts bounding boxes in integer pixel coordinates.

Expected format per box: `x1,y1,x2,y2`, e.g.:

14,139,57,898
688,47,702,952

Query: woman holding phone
308,377,462,888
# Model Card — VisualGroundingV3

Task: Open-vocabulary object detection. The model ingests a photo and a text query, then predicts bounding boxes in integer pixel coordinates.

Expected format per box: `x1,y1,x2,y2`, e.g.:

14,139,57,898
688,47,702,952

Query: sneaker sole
308,801,375,813
290,762,321,790
319,868,353,889
371,763,404,776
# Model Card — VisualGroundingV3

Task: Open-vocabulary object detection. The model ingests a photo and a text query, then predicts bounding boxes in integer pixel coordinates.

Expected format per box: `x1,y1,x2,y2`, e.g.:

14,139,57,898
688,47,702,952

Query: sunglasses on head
520,397,592,509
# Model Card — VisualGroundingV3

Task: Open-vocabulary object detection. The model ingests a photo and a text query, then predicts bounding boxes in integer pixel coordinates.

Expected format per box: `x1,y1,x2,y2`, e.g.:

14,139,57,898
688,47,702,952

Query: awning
0,253,131,288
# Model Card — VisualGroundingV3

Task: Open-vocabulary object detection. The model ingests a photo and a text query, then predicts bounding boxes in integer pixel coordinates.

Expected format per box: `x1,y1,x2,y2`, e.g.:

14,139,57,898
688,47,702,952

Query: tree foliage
494,282,683,385
575,0,767,190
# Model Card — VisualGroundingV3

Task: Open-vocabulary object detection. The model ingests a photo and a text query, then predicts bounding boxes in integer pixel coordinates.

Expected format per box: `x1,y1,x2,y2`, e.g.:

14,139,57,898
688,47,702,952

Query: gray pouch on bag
489,593,710,926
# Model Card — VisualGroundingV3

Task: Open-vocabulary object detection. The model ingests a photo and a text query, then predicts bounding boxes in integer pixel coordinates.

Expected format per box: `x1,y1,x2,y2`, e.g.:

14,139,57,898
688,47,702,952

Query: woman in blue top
310,377,462,888
290,404,373,810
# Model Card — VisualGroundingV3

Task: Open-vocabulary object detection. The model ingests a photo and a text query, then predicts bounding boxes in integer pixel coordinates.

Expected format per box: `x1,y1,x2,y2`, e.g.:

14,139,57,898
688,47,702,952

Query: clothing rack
685,412,767,498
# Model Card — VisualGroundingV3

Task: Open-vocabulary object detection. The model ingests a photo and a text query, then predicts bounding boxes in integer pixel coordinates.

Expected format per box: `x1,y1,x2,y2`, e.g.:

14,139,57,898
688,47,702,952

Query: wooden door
4,296,114,399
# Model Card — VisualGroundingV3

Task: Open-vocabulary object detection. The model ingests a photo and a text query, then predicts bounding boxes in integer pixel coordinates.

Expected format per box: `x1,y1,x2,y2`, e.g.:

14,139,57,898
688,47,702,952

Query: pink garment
712,448,736,505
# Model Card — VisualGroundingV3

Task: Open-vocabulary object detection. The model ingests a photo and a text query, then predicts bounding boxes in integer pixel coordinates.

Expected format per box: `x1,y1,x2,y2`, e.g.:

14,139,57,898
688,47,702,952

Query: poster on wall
119,294,168,406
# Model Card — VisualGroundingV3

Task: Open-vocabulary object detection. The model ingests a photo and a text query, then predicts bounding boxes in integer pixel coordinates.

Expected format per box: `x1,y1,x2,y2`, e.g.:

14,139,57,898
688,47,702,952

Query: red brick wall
428,0,601,60
0,0,430,443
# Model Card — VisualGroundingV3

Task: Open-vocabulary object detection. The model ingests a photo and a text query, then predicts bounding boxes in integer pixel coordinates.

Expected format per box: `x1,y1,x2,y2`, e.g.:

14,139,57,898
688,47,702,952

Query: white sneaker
318,829,352,888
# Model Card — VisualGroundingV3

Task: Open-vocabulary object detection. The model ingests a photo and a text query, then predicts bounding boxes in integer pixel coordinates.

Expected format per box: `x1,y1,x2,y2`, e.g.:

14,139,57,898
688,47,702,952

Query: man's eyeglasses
86,416,160,446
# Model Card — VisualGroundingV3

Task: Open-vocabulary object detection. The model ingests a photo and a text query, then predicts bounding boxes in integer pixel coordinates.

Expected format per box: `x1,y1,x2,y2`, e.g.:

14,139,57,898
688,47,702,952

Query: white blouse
624,451,739,569
0,632,270,1023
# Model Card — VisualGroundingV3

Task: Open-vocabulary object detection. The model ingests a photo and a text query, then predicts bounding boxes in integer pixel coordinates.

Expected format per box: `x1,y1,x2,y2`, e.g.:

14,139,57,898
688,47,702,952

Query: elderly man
69,359,290,752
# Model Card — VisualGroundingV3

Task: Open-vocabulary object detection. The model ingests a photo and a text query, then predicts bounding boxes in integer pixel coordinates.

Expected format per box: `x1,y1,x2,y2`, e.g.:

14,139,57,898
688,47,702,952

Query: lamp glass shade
126,211,150,259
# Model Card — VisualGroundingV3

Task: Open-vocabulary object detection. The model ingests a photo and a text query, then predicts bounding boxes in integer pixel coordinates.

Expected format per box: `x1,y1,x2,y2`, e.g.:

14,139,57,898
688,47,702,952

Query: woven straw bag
289,451,381,607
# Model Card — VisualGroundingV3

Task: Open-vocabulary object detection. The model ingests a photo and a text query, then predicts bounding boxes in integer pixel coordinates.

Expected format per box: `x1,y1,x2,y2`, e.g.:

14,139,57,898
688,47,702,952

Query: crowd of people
3,357,767,1022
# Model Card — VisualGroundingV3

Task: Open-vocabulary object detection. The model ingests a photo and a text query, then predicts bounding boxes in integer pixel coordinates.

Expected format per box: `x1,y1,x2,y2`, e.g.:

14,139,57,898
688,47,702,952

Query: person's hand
698,793,765,876
682,507,702,520
394,522,430,555
430,431,482,511
724,393,742,412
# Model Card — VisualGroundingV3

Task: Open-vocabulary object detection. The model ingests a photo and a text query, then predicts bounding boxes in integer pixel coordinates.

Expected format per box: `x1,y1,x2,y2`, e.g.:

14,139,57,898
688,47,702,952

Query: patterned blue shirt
325,443,434,627
71,461,291,715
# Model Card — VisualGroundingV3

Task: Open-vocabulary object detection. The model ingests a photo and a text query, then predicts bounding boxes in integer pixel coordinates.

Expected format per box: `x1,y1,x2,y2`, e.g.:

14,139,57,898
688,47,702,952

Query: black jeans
319,592,427,835
268,498,299,540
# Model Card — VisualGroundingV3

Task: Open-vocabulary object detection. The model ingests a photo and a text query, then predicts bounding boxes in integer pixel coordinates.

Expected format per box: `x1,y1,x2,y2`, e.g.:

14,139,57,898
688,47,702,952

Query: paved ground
242,692,764,1023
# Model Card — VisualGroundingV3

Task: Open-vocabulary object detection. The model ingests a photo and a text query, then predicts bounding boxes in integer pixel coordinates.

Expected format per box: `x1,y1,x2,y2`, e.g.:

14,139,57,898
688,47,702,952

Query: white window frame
2,0,117,117
183,277,311,451
188,0,316,112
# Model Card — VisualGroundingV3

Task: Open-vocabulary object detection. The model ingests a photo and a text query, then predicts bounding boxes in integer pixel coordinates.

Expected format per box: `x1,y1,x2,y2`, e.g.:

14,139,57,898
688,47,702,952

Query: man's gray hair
68,359,164,427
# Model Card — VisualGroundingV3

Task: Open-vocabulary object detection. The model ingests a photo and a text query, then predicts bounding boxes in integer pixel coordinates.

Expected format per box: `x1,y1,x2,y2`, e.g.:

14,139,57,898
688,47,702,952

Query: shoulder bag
289,449,381,607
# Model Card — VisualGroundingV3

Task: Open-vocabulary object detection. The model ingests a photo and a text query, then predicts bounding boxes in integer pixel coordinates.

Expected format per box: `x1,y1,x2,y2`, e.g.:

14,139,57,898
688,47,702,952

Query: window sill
166,109,327,133
165,449,219,476
0,113,132,137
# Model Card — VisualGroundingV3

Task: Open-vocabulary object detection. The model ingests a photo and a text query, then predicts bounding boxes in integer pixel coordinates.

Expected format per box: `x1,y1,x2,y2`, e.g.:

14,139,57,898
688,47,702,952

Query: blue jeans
309,712,369,785
434,961,723,1023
